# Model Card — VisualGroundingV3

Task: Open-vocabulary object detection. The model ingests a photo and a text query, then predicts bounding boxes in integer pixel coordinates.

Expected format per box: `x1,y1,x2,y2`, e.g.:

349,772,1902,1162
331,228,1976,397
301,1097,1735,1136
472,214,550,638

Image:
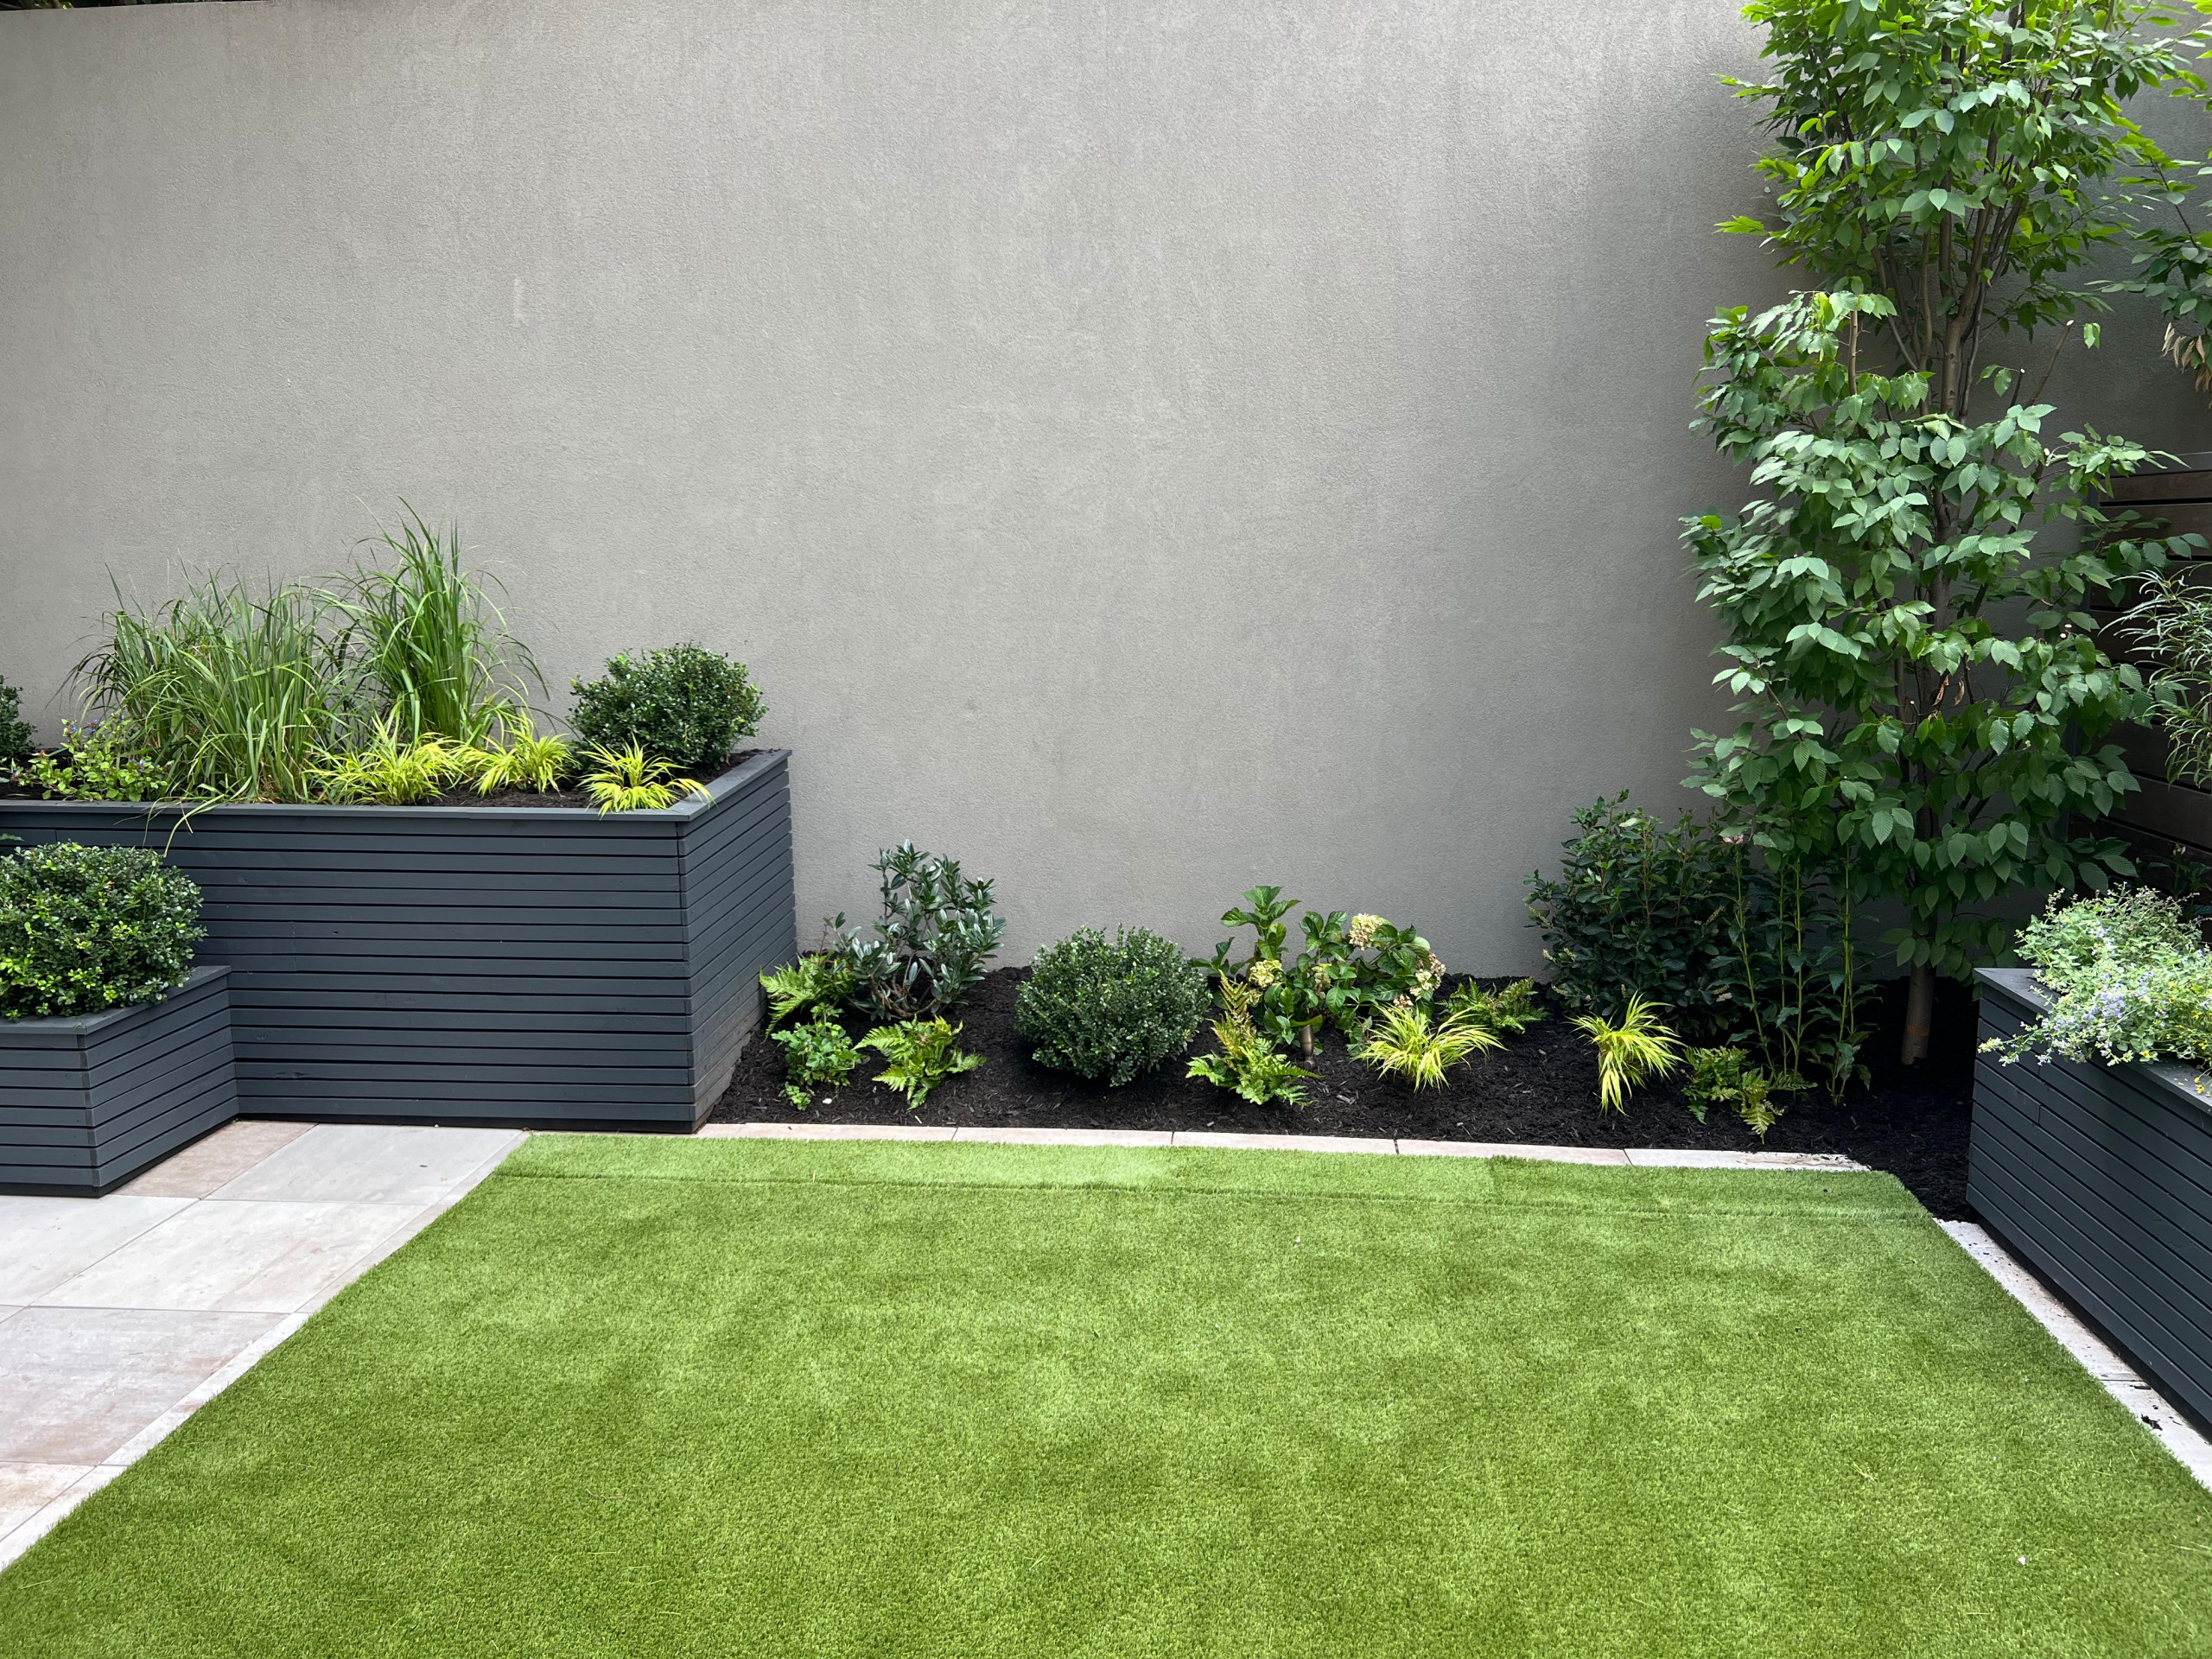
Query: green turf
3,1136,2209,1656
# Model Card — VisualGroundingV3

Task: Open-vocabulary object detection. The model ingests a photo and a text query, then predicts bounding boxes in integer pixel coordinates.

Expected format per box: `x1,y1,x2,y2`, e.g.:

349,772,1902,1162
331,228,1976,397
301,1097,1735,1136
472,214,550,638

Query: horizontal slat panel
1972,973,2212,1421
238,1084,694,1110
1974,1063,2212,1302
238,984,690,1013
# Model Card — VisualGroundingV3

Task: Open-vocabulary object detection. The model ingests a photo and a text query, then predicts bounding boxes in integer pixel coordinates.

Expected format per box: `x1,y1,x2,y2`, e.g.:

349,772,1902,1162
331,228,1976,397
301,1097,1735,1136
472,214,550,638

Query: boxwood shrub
0,842,206,1020
1014,926,1209,1086
569,644,766,773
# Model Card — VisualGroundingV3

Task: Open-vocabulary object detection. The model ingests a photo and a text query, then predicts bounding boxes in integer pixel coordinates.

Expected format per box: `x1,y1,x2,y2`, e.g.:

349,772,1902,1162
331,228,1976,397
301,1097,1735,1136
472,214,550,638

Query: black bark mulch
709,970,1982,1219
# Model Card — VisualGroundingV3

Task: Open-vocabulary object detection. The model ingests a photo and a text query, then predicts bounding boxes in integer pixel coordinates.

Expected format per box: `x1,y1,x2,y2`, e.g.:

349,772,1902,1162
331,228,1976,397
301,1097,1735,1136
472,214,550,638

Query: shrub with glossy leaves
0,677,33,766
569,644,766,773
0,842,205,1020
1015,925,1210,1086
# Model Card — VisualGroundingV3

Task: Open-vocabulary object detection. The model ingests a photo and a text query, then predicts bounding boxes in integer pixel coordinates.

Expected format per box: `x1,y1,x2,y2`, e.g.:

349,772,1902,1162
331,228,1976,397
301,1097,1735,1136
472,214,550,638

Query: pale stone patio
0,1121,523,1569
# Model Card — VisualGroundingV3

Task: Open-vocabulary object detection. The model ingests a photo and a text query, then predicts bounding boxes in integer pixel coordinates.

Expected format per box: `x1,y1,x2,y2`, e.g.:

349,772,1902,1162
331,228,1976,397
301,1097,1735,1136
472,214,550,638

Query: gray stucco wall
2,0,2206,970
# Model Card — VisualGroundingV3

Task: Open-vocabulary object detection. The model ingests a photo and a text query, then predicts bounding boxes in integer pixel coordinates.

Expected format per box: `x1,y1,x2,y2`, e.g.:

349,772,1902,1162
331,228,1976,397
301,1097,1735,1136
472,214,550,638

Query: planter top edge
0,963,228,1039
0,748,788,824
1975,966,2212,1120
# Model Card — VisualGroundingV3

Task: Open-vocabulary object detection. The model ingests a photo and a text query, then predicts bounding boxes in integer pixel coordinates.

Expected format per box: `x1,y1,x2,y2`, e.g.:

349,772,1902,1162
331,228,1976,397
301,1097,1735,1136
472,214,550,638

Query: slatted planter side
2095,453,2212,870
0,965,238,1197
0,750,795,1131
1972,966,2212,1423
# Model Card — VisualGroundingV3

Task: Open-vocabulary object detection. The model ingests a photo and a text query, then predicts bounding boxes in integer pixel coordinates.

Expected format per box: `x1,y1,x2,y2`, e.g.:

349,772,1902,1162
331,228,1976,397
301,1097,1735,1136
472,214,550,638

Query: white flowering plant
1985,887,2212,1068
1202,887,1448,1062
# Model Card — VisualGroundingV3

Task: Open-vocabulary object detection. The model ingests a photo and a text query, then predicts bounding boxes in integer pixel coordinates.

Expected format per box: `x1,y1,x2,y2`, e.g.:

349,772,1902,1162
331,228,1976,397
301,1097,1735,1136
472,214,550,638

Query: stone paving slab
0,1198,194,1305
119,1119,315,1199
0,1307,282,1464
36,1199,422,1315
208,1124,523,1205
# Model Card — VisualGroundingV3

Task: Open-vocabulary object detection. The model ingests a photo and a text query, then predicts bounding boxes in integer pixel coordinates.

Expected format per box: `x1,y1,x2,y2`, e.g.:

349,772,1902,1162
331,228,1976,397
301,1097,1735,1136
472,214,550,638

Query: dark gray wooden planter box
2,965,238,1197
1973,967,2212,1423
0,750,794,1133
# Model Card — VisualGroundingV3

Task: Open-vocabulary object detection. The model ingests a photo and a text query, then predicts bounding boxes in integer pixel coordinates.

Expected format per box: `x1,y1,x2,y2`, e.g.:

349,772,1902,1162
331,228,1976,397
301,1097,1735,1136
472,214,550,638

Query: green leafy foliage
760,954,861,1028
1186,974,1313,1106
769,1014,864,1109
1572,995,1681,1116
20,720,181,803
1694,3,2212,1039
0,677,33,766
580,741,709,814
1684,1046,1787,1139
856,1017,983,1109
569,644,765,774
1356,1001,1502,1090
0,842,204,1019
1206,887,1446,1058
1014,925,1210,1086
1528,795,1866,1094
331,506,537,747
831,842,1007,1020
311,720,466,805
77,574,353,804
1983,886,2212,1066
1440,978,1547,1039
461,718,572,795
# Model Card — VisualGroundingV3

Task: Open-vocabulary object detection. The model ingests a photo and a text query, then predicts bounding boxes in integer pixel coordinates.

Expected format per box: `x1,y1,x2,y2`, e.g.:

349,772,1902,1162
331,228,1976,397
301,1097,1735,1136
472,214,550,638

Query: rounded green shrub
1014,926,1209,1086
569,644,766,773
0,676,34,766
0,842,206,1020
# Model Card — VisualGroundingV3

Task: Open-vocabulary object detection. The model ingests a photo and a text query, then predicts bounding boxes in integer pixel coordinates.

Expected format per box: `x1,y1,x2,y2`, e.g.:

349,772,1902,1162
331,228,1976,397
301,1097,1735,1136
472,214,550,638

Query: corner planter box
2,965,238,1197
0,750,794,1133
1973,967,2212,1422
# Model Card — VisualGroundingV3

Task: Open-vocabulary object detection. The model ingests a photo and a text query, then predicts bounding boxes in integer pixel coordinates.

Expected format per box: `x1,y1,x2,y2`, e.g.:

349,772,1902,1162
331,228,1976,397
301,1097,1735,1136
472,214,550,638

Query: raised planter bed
1972,966,2212,1423
0,751,795,1132
1,964,237,1197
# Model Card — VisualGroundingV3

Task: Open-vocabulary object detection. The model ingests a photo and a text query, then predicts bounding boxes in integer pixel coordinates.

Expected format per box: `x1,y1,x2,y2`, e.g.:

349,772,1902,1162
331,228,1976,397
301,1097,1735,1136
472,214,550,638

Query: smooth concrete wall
2,0,2206,970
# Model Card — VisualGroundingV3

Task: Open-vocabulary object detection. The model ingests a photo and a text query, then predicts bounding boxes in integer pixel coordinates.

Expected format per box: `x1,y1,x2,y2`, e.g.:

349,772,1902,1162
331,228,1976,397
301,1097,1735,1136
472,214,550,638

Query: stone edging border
695,1122,1869,1170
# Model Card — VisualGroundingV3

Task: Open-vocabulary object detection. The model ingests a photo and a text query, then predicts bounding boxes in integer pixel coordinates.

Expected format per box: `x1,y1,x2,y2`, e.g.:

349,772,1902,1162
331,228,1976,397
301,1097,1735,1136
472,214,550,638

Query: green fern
760,954,859,1027
856,1018,983,1109
1187,974,1313,1105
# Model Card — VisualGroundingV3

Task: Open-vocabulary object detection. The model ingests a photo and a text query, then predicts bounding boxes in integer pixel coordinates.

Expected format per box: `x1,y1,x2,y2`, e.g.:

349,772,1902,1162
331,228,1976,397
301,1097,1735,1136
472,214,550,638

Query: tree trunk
1900,963,1936,1065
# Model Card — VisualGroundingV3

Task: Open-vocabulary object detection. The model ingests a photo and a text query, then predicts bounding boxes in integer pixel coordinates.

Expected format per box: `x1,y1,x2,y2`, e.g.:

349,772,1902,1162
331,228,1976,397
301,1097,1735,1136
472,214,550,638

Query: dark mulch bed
0,751,756,809
709,969,1982,1218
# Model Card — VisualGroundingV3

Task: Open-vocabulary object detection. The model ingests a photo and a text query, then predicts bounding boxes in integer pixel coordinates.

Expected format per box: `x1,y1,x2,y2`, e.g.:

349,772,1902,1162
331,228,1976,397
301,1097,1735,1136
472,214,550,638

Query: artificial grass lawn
3,1139,2209,1656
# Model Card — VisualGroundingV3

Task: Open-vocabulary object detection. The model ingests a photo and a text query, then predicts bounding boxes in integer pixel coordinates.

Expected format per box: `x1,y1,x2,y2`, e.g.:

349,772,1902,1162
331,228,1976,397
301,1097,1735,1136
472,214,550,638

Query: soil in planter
0,751,760,809
710,969,1982,1218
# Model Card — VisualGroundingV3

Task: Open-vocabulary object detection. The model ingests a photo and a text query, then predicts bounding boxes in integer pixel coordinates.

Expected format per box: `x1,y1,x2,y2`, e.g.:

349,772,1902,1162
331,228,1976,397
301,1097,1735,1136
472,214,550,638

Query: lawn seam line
484,1166,1925,1222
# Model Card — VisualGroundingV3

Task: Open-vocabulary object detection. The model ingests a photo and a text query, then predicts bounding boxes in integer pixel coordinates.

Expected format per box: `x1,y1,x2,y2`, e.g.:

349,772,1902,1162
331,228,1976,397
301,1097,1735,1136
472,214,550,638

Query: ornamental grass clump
1014,926,1210,1086
0,842,204,1020
1984,887,2212,1068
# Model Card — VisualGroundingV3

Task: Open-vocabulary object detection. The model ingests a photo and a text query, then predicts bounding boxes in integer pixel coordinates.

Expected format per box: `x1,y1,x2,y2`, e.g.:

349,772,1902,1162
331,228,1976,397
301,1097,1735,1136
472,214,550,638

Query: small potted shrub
0,842,236,1195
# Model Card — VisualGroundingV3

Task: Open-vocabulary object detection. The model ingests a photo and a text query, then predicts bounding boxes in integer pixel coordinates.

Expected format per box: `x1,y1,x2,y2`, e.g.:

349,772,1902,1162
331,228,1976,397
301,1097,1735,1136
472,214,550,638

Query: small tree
1689,0,2208,1062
